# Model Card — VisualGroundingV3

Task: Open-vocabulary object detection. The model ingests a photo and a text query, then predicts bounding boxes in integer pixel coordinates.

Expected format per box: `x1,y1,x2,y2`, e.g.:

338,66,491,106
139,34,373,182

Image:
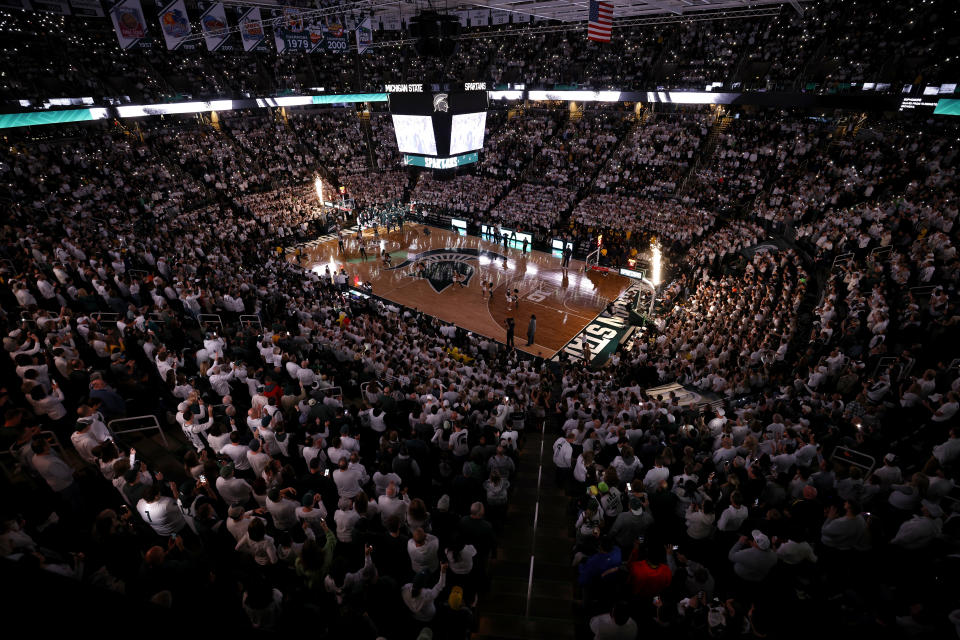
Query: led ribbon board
403,152,479,168
0,108,108,129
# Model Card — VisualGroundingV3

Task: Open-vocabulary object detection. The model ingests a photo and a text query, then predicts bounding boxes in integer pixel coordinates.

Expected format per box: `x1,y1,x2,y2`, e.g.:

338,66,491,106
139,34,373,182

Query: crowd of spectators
371,114,403,170
488,183,576,235
687,221,767,279
479,111,560,181
558,172,960,638
172,124,272,195
692,116,830,212
595,112,710,198
342,171,410,209
571,196,718,255
224,112,321,187
289,110,369,177
524,110,632,194
235,184,333,242
410,174,510,218
0,127,530,637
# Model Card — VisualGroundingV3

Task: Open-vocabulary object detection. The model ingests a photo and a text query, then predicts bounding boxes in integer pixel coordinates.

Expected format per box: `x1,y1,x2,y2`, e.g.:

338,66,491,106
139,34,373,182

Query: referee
561,244,573,270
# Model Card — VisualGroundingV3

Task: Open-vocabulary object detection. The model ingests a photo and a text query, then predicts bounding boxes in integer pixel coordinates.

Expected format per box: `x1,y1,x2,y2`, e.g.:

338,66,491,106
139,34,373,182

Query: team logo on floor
388,247,506,293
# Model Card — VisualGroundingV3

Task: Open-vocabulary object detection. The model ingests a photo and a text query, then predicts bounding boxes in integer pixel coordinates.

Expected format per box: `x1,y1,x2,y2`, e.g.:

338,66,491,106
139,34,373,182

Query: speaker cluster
409,11,461,57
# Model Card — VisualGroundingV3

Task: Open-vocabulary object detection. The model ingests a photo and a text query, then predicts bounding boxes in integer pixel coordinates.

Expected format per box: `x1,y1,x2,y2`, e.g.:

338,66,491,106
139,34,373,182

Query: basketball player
359,245,367,262
337,231,345,254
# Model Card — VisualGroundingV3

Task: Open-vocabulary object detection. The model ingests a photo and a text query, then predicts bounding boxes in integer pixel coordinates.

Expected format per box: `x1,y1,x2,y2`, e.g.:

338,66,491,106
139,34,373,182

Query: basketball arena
1,1,959,638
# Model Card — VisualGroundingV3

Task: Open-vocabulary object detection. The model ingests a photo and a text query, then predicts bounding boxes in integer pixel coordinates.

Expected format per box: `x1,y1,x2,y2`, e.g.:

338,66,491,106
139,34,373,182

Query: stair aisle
475,430,577,640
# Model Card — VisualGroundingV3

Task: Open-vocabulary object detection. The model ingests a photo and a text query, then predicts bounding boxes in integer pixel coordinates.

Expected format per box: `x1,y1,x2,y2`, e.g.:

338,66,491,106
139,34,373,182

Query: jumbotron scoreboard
388,83,488,168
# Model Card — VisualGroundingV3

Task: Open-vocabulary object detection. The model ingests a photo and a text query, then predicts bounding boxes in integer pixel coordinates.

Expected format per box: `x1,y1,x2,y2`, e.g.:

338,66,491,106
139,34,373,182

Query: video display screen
391,114,437,156
449,112,487,155
390,91,487,158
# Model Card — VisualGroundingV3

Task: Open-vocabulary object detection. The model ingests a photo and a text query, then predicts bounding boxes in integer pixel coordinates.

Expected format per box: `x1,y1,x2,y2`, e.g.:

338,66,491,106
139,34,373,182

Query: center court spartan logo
433,93,449,112
388,247,507,293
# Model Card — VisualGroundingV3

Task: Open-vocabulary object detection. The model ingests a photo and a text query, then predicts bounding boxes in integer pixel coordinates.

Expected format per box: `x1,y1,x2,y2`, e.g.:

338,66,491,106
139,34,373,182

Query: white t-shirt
407,534,440,574
266,496,299,531
445,544,476,575
137,496,186,535
717,504,748,532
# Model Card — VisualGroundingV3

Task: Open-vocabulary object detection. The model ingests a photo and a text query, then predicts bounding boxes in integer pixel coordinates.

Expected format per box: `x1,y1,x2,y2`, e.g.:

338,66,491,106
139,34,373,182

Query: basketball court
290,223,632,358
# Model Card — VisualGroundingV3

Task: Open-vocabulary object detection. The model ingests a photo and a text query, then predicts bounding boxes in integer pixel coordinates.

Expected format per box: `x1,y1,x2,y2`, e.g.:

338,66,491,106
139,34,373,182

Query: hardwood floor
290,223,632,358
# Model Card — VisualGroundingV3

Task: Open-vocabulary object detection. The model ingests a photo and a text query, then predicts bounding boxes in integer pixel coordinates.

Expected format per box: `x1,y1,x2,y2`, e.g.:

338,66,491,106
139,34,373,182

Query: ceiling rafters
179,0,805,45
443,0,806,22
370,5,784,49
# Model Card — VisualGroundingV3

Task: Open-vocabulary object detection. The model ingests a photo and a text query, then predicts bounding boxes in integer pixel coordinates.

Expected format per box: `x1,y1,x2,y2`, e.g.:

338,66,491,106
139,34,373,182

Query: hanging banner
491,9,509,25
513,12,530,23
274,6,306,52
199,1,230,51
70,0,103,15
273,7,325,53
355,16,373,55
158,0,192,50
468,9,488,26
398,3,415,29
110,0,149,50
238,6,266,52
33,0,71,13
380,13,400,31
323,17,348,53
454,10,468,26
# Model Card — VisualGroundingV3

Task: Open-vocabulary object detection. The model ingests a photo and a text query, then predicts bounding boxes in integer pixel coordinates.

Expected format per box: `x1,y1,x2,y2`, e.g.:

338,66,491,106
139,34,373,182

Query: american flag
587,0,613,42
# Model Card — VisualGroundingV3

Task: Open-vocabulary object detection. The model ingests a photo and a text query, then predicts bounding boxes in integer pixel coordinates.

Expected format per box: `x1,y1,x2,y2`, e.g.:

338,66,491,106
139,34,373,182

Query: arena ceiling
441,0,809,22
223,0,812,26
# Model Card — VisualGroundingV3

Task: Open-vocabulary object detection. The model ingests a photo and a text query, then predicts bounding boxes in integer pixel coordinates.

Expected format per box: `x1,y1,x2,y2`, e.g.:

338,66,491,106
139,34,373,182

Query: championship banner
323,17,348,54
199,1,230,51
158,0,192,50
273,7,323,53
33,0,71,14
491,9,509,25
70,0,103,16
355,16,373,55
238,6,266,52
110,0,149,50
